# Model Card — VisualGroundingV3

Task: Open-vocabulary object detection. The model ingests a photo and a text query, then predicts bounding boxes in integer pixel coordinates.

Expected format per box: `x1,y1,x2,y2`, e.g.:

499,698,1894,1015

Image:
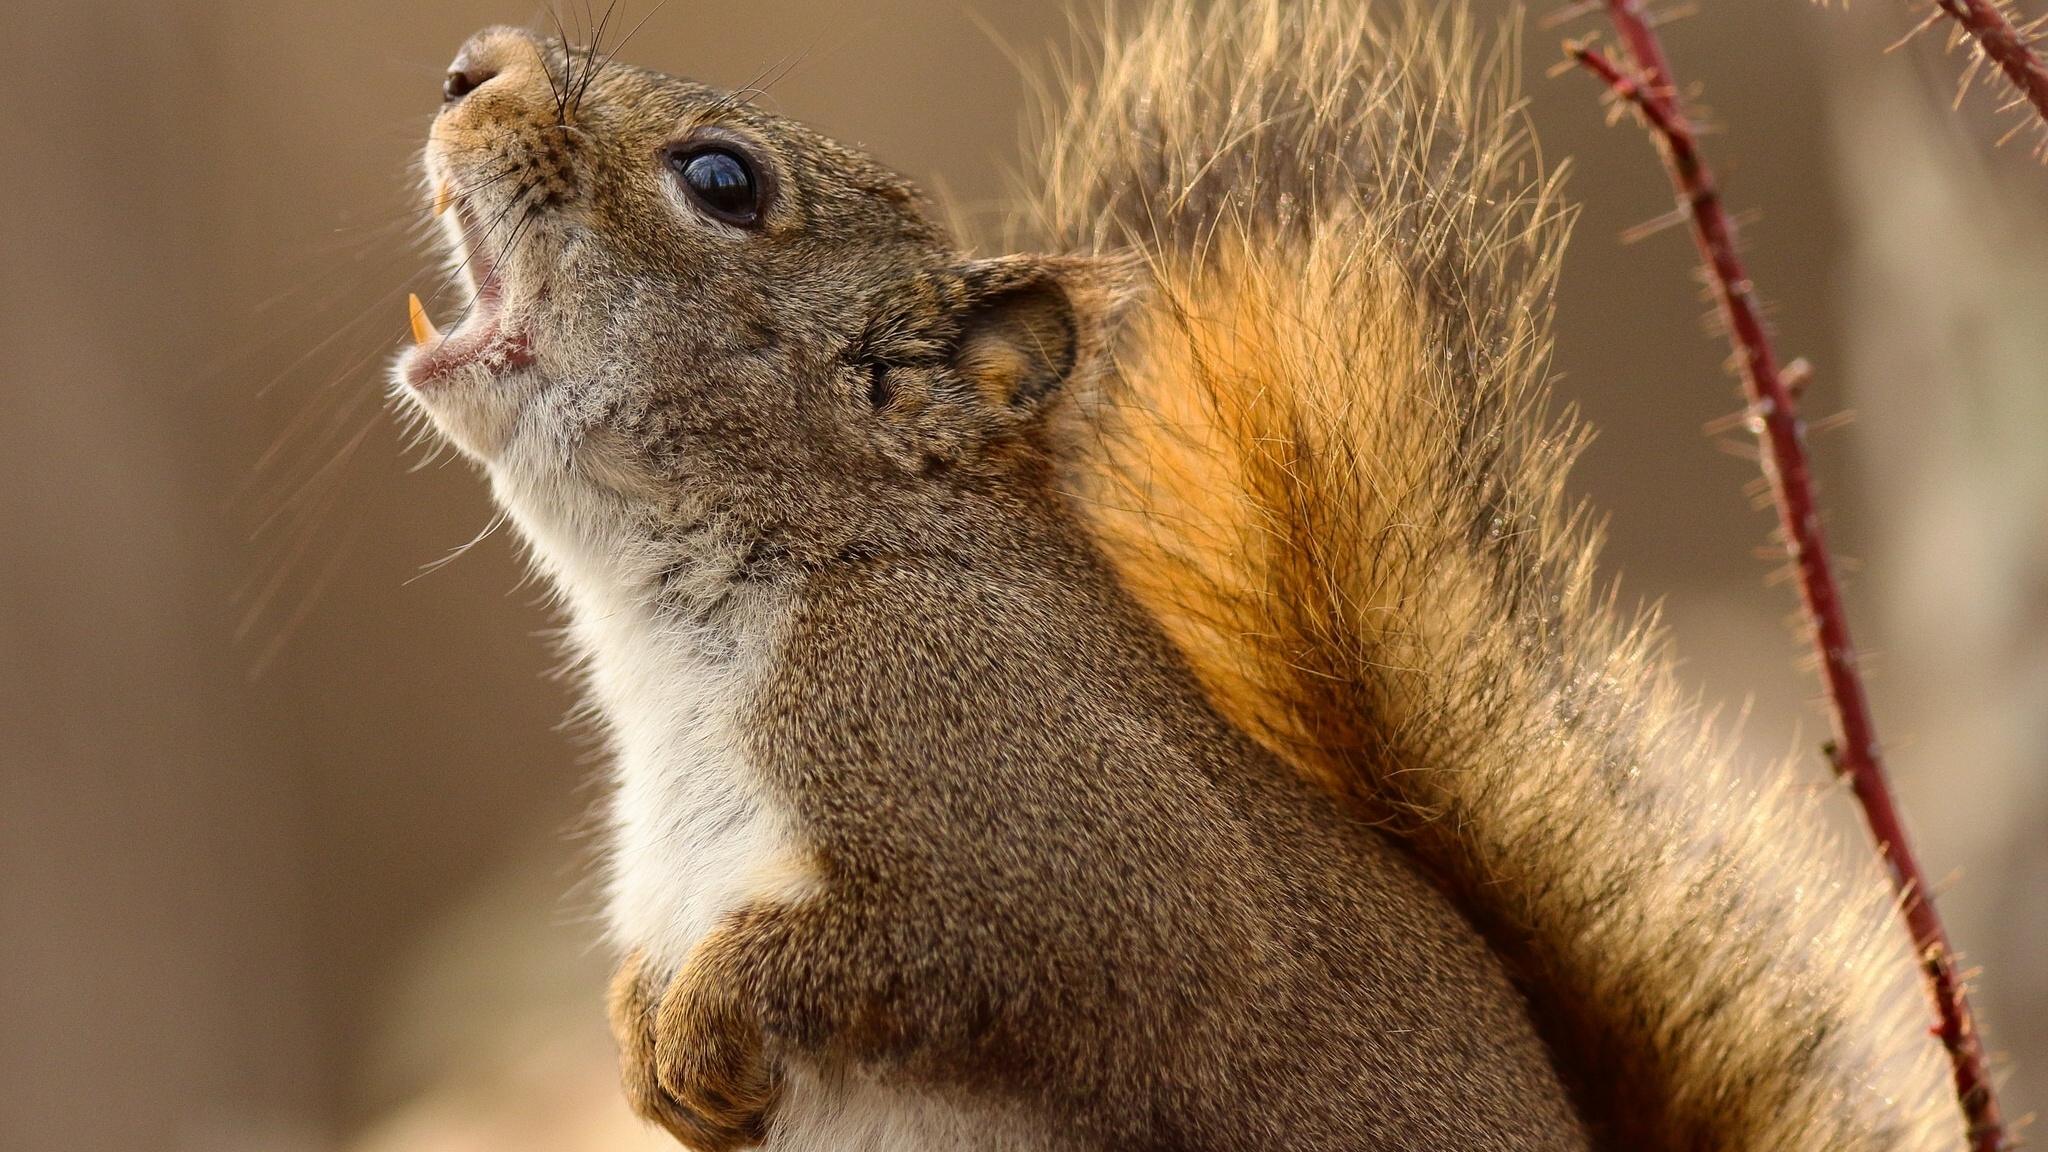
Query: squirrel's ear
949,255,1128,410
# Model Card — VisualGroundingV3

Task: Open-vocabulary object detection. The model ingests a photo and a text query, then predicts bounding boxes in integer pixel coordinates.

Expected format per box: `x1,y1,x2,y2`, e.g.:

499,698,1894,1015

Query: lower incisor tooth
408,294,440,346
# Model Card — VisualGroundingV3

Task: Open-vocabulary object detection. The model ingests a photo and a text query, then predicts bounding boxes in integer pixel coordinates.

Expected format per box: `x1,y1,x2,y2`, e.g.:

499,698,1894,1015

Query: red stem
1571,5,2006,1148
1932,0,2048,130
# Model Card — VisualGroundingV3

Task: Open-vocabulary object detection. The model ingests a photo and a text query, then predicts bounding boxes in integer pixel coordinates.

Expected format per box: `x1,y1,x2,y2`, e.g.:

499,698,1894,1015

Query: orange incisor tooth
408,294,440,346
433,181,452,217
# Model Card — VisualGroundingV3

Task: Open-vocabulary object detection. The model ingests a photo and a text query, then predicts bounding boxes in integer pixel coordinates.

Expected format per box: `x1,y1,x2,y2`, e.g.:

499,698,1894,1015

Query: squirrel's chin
391,348,537,468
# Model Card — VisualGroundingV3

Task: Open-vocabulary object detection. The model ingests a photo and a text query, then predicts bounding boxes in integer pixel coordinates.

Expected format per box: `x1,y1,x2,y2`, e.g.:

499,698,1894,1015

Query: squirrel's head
394,28,1122,597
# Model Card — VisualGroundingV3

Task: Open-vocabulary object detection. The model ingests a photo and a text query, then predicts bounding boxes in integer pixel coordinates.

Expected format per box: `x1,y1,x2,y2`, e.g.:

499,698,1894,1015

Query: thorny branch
1912,0,2048,147
1561,3,2007,1148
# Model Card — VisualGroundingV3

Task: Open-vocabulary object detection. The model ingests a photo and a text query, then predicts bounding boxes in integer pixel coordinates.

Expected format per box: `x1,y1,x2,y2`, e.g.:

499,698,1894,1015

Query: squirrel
390,2,1970,1150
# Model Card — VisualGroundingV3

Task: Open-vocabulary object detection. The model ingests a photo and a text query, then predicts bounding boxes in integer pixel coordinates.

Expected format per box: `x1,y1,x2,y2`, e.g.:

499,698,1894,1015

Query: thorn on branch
1890,9,1951,53
1881,0,2048,156
1644,3,1700,29
1542,0,1606,30
1621,206,1694,243
1782,357,1814,400
1702,407,1757,436
1808,409,1858,436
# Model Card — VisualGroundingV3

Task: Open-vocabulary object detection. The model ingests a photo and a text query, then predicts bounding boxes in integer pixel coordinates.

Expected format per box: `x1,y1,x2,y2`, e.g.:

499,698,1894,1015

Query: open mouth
401,186,536,389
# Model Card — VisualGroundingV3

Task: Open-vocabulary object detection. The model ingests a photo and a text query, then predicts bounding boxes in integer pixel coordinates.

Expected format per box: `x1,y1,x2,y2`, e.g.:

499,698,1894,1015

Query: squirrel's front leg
609,902,859,1151
611,937,776,1150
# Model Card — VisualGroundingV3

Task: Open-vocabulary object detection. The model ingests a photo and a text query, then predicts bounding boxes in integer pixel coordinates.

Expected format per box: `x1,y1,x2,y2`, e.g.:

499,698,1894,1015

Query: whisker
542,3,577,123
237,421,376,636
248,254,445,407
599,0,668,82
422,183,535,330
235,399,382,669
481,203,542,303
569,0,622,116
407,509,512,584
272,158,529,249
705,43,816,117
251,396,382,538
245,511,371,681
247,351,383,490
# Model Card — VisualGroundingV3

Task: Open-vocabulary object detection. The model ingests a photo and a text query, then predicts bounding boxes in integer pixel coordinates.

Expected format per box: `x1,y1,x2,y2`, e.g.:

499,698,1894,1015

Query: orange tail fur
1039,2,1966,1148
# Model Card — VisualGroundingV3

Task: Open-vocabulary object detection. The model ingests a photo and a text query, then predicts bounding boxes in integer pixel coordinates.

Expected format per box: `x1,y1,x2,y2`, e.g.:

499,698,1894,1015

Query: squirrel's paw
609,947,781,1152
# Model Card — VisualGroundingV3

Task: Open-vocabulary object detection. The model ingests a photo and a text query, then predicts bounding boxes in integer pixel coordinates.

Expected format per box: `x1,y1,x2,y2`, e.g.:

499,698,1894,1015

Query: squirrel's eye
668,147,761,226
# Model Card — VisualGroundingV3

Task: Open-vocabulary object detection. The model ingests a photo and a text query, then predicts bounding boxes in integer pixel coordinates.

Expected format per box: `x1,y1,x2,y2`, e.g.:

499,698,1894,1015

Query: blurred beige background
1,2,2041,1150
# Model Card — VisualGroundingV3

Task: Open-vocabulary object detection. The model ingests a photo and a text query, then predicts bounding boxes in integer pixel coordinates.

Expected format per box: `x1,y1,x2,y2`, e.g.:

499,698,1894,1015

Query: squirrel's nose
441,26,543,106
443,64,497,104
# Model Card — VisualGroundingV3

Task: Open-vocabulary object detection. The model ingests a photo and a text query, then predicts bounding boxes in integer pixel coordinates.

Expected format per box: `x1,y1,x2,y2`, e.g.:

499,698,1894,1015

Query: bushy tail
1037,2,1965,1148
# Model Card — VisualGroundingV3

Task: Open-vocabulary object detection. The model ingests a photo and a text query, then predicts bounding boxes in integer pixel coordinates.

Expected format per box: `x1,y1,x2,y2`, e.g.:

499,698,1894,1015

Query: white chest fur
586,599,805,972
491,467,809,971
766,1069,1063,1152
